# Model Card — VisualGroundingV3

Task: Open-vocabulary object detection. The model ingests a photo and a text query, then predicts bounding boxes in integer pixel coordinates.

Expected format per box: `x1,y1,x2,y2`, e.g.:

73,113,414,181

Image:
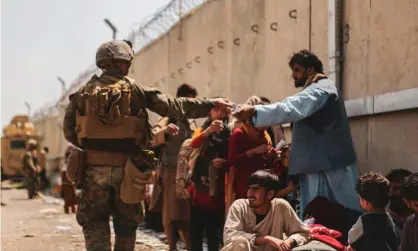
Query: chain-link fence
32,0,206,121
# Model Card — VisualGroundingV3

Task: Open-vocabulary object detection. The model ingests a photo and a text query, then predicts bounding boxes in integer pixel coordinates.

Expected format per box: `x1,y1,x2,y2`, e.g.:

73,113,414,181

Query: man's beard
294,76,308,88
389,196,410,215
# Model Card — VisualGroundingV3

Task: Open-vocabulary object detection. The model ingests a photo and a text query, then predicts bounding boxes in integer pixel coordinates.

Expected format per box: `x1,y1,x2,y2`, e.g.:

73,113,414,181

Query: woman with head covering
188,100,231,251
227,96,280,200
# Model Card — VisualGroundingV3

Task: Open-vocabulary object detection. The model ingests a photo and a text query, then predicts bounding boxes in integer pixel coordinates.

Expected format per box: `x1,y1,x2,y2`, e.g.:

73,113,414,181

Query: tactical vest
75,74,149,148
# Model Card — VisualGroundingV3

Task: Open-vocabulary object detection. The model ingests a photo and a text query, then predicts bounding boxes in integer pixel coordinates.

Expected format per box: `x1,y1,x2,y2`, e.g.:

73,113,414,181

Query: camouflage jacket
63,72,214,154
22,151,37,173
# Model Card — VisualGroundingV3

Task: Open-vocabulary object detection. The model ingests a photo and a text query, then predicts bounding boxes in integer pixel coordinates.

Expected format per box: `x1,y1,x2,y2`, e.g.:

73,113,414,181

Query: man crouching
223,170,309,251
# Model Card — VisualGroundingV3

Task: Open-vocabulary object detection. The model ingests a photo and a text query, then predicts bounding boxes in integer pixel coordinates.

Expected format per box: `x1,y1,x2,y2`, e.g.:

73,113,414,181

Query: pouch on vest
75,76,146,147
120,151,157,204
66,148,85,184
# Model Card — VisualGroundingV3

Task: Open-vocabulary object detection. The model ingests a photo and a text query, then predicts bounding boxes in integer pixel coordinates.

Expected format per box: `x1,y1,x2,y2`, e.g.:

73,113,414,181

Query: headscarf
302,73,327,90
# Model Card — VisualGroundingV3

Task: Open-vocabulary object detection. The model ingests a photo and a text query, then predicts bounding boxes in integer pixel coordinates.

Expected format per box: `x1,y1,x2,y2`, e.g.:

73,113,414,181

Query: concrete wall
32,0,418,175
343,0,418,99
350,110,418,173
342,0,418,174
130,0,330,122
128,0,418,174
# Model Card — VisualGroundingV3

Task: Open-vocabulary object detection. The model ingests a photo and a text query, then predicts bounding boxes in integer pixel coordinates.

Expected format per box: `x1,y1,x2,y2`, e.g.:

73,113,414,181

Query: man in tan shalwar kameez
150,83,199,251
223,170,309,251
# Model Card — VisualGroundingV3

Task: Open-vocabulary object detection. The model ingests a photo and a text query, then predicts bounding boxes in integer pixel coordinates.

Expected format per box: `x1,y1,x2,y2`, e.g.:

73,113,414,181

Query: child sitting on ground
399,173,418,251
347,172,399,251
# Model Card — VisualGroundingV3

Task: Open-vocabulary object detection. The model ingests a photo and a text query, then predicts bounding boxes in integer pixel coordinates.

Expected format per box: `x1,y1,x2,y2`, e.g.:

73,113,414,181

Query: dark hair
356,172,390,210
43,146,49,153
386,169,412,183
201,95,229,127
402,173,418,200
289,49,324,74
176,83,198,98
248,170,280,192
259,96,271,104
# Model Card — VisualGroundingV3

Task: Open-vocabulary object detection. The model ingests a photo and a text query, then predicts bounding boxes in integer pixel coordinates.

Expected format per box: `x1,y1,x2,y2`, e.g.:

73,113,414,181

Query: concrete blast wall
343,0,418,173
129,0,418,174
31,0,418,174
131,0,329,104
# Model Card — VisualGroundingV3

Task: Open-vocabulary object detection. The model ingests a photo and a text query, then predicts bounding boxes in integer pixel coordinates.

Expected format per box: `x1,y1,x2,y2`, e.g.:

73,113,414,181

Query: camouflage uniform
63,40,215,251
22,139,38,199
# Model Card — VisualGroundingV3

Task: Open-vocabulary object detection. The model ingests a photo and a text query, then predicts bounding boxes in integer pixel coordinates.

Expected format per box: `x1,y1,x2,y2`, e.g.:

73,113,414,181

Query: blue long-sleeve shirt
252,81,338,127
250,78,357,177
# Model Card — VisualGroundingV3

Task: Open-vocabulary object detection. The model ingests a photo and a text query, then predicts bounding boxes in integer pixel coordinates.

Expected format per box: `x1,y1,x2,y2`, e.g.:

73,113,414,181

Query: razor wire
32,0,206,120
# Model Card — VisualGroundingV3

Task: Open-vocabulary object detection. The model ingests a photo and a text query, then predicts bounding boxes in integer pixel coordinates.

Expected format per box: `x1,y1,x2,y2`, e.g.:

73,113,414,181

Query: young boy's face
404,199,418,215
247,184,274,208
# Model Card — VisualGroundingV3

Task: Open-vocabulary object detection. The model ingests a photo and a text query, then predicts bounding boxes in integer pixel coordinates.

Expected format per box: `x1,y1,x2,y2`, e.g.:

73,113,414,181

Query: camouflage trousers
23,170,38,199
77,166,145,251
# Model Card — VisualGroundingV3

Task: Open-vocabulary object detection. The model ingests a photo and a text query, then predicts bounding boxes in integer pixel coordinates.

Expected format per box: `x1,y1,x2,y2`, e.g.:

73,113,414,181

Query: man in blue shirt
233,50,361,217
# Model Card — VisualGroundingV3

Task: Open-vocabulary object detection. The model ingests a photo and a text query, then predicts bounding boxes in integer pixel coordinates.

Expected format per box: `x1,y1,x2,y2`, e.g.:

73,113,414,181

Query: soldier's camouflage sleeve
142,85,215,119
63,93,80,147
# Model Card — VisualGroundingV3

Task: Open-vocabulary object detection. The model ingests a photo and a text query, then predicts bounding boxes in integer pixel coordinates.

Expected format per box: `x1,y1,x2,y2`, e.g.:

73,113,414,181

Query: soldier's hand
164,123,179,136
232,104,255,122
210,98,234,114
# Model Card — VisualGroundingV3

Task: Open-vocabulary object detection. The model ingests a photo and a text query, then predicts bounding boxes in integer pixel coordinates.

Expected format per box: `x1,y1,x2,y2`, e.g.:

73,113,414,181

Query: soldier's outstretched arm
63,94,80,147
142,86,232,119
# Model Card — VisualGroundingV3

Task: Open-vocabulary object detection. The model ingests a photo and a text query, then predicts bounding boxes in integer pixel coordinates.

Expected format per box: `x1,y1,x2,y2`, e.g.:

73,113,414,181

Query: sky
1,0,172,129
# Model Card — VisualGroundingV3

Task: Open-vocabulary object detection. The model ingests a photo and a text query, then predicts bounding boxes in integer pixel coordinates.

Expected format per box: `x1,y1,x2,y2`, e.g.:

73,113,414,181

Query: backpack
175,138,203,199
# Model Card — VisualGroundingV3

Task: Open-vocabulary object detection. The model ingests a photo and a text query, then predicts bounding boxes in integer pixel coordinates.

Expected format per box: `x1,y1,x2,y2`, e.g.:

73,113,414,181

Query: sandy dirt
1,188,170,251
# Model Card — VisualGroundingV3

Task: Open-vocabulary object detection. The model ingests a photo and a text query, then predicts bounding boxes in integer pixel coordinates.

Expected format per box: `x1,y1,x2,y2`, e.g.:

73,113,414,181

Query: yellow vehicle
1,115,42,177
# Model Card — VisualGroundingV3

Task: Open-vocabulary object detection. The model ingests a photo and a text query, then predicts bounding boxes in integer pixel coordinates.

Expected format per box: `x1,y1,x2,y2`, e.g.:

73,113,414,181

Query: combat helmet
27,139,38,149
95,40,134,69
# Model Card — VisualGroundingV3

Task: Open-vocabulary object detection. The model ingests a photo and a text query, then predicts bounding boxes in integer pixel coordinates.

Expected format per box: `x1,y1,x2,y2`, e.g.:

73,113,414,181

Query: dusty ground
1,188,171,251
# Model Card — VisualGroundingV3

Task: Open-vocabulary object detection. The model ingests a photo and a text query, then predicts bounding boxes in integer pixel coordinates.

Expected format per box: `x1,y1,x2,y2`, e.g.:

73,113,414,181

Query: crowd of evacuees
141,81,417,251
58,50,417,251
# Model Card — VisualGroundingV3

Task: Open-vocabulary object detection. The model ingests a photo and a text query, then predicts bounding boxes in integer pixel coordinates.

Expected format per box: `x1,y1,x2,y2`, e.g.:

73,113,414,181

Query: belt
85,150,128,166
